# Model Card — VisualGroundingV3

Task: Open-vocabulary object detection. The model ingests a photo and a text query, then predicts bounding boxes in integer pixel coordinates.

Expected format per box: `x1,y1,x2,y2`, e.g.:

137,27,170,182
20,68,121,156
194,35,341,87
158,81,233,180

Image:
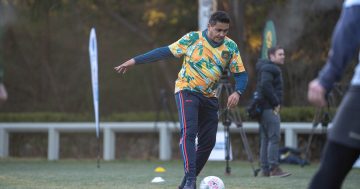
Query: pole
198,0,217,30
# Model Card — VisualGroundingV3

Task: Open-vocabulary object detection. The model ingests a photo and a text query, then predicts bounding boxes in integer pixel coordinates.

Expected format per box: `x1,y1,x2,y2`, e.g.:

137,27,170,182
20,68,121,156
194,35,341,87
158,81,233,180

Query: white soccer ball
199,176,225,189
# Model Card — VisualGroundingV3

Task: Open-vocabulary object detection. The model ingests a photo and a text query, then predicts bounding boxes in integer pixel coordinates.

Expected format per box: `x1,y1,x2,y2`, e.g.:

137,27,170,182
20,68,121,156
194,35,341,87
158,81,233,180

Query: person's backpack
246,60,266,121
246,91,263,120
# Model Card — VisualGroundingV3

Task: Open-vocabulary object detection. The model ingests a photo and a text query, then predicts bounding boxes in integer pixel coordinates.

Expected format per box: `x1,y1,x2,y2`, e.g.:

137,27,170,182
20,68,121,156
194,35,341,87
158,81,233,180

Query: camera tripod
303,102,331,164
215,72,260,177
303,85,345,164
154,89,177,126
149,89,178,159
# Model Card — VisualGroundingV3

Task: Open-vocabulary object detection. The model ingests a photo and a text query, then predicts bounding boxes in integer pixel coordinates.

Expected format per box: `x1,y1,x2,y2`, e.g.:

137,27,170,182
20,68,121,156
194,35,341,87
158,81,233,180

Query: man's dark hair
209,11,230,26
267,46,283,59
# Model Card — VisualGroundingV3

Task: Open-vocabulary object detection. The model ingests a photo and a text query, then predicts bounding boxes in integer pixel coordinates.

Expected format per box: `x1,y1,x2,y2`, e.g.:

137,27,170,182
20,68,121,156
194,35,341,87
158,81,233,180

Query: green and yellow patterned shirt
169,31,246,97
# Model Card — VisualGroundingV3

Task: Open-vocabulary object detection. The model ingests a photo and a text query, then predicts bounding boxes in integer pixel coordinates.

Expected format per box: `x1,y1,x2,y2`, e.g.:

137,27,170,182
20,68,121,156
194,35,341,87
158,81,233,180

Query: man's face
207,22,229,43
270,49,285,65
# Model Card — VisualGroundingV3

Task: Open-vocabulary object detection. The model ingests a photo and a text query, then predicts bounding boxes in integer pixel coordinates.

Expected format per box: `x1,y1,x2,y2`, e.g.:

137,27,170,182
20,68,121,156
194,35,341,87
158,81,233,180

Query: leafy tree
0,0,346,114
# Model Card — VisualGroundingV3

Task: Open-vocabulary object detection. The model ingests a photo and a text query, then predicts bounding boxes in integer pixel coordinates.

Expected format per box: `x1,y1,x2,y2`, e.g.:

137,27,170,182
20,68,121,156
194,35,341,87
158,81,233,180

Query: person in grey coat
255,46,291,177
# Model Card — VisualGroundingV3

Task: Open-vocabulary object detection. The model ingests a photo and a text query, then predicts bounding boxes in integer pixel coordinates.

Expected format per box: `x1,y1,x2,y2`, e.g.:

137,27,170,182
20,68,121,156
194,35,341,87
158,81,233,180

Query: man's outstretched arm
114,46,174,74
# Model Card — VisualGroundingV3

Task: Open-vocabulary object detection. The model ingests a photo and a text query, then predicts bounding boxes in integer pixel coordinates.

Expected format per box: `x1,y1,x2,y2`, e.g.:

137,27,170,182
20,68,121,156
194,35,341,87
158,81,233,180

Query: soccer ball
199,176,225,189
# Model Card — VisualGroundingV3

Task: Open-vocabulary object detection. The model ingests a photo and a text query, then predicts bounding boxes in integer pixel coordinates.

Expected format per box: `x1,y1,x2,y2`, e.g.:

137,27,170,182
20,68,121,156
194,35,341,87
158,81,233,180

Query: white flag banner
88,27,100,138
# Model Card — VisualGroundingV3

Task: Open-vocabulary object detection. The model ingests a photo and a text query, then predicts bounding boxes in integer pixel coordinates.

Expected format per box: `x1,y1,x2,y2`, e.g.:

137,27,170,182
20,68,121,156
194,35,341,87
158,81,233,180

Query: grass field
0,159,360,189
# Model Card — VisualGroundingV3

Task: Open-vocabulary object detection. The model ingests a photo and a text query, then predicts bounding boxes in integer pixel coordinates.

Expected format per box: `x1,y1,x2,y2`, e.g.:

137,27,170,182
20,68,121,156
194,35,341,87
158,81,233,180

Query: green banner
260,20,277,60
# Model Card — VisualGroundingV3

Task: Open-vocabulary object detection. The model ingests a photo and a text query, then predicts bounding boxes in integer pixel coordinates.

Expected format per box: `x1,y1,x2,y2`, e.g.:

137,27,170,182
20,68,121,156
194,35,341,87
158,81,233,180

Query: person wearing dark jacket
255,46,291,177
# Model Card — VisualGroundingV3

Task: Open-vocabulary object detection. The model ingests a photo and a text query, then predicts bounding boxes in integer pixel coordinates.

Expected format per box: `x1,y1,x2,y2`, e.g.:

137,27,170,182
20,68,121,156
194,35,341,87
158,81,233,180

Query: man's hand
307,79,327,107
273,105,280,115
227,92,240,109
114,59,136,74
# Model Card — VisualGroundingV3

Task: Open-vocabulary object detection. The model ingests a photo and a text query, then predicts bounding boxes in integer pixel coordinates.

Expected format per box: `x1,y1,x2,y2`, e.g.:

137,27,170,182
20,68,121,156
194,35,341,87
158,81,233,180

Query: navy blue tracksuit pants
175,90,219,179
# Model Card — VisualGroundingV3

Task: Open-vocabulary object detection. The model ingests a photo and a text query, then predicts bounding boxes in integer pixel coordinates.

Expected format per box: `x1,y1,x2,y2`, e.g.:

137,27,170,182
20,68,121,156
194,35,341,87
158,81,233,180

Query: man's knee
268,133,280,144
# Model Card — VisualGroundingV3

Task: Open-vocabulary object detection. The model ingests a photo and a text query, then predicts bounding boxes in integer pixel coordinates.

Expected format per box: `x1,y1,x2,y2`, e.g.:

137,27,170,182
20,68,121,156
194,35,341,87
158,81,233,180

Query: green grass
0,159,359,189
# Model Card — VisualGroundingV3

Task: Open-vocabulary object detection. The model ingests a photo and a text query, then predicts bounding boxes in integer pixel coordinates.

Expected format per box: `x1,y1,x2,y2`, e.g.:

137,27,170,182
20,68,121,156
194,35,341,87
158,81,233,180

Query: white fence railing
0,122,328,161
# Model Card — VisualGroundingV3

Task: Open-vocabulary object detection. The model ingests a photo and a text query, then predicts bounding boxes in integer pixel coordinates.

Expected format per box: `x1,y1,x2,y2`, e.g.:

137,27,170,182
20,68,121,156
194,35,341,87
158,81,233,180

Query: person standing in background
255,46,291,178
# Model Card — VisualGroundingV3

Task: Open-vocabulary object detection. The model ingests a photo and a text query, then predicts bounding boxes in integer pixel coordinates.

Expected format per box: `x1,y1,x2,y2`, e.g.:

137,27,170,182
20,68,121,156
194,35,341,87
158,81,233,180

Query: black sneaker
183,178,196,189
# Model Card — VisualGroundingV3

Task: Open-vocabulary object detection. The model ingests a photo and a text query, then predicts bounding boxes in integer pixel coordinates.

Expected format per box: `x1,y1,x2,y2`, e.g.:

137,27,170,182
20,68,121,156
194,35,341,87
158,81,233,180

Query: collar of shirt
202,29,224,48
